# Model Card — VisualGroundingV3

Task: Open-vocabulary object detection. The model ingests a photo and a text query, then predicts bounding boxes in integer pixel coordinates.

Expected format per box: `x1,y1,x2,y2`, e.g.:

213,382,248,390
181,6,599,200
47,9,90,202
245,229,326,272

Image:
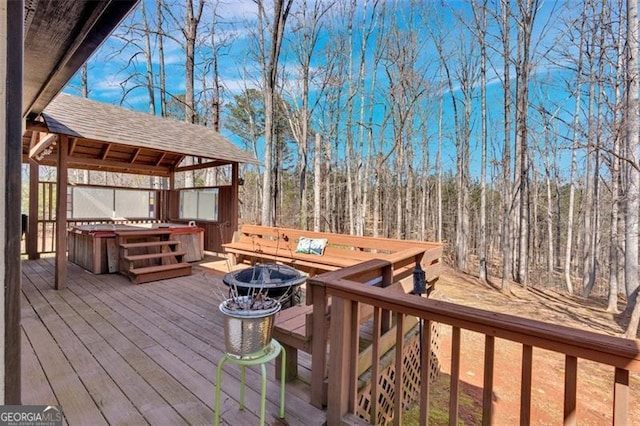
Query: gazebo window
179,188,219,221
70,186,156,219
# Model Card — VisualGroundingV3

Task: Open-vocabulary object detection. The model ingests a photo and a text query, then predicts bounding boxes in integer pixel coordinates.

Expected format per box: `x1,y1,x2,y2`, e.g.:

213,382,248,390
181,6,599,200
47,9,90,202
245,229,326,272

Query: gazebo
22,93,257,289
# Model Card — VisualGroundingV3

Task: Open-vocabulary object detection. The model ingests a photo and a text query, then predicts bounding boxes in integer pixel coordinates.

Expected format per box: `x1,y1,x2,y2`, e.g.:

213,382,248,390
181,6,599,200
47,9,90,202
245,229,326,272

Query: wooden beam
154,152,166,167
68,137,77,156
28,130,39,150
55,135,69,289
66,157,172,176
29,132,57,159
25,119,48,133
174,158,230,172
100,143,112,160
129,147,141,163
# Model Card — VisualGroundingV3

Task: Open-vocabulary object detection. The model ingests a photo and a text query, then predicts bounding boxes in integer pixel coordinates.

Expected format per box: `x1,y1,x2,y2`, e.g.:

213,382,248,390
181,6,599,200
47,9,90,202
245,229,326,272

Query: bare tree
255,0,294,226
608,0,626,313
499,0,513,292
185,0,205,123
625,0,640,338
514,0,536,286
430,7,477,273
472,0,489,281
156,0,167,117
282,0,332,230
562,3,587,295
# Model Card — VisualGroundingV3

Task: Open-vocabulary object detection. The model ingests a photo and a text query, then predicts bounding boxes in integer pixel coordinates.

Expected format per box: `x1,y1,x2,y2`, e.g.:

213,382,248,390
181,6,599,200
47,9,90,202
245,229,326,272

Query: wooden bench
223,225,443,406
223,224,442,283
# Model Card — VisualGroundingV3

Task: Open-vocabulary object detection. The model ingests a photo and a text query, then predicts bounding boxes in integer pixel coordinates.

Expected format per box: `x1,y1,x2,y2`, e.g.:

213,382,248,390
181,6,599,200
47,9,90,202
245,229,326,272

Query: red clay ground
424,266,640,425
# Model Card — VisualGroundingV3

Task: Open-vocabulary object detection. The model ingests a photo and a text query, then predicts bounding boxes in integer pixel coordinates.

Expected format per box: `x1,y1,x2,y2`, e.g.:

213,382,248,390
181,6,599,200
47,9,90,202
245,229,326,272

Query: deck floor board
21,257,326,426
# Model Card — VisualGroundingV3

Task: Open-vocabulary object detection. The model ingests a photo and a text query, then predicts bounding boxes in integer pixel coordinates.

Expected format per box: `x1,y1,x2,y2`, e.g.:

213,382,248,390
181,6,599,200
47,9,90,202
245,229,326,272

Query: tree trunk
625,0,640,338
608,0,625,314
313,133,321,232
514,0,537,287
546,172,553,274
258,0,292,226
141,0,156,116
157,0,167,117
184,0,203,124
564,3,587,295
500,0,512,292
475,0,488,282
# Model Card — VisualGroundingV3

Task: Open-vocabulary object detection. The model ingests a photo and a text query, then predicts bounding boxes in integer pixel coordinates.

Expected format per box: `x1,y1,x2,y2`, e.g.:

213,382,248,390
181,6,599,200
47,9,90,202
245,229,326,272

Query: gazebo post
28,158,39,259
231,162,239,232
4,0,24,403
55,135,68,289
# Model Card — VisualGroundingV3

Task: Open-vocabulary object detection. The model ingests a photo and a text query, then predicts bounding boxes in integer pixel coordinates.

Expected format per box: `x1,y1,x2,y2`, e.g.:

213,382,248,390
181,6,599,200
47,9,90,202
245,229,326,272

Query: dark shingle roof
42,93,257,164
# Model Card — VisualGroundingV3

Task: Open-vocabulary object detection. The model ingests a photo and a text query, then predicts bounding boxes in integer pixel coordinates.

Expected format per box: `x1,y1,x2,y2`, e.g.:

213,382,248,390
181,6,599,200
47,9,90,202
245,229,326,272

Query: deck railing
309,259,640,425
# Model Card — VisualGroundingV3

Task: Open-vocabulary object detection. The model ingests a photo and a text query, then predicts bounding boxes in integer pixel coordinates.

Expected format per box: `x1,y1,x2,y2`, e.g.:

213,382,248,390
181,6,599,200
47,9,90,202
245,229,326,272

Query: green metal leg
214,340,286,426
279,344,286,418
240,365,246,410
260,364,267,426
214,356,228,426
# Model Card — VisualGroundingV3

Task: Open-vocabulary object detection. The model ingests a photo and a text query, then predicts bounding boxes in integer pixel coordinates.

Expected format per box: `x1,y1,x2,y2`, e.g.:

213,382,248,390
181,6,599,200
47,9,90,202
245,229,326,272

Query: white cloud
216,0,258,20
223,77,260,94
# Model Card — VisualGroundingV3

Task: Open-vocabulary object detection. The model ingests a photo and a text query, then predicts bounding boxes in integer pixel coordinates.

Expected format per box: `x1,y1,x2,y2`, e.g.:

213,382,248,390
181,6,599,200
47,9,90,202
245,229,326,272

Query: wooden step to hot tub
116,230,192,284
122,250,186,263
126,263,192,284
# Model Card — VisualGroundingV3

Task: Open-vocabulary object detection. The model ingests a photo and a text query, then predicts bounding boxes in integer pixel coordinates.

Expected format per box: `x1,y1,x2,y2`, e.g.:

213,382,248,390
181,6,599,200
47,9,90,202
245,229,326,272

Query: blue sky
63,0,586,182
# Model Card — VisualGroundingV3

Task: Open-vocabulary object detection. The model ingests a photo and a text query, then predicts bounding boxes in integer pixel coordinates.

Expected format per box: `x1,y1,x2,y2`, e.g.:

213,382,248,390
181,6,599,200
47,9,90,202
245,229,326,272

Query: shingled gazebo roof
23,93,257,177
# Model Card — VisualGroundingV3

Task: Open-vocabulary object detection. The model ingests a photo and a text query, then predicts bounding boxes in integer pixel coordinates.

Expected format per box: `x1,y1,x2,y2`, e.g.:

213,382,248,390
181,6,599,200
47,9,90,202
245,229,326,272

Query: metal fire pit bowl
219,296,281,359
223,263,307,307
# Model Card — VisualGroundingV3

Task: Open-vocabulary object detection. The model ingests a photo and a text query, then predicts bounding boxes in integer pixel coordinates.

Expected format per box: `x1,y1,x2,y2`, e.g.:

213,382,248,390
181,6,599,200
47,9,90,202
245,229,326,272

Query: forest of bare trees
69,0,640,336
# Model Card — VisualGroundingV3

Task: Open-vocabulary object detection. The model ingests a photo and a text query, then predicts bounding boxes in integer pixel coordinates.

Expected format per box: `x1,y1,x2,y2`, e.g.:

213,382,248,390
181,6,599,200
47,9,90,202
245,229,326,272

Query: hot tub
68,223,204,274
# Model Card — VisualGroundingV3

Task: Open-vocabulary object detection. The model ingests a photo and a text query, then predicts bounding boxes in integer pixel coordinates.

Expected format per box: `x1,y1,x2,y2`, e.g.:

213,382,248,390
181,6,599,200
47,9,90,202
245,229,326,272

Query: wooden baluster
449,327,461,426
613,367,629,426
520,344,533,426
419,319,432,425
349,300,360,412
371,306,382,422
564,355,577,426
482,335,495,425
393,312,405,426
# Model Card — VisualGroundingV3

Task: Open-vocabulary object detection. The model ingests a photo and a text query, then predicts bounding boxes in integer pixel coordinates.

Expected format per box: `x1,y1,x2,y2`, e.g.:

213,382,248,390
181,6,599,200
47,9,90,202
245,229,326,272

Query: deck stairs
116,230,192,284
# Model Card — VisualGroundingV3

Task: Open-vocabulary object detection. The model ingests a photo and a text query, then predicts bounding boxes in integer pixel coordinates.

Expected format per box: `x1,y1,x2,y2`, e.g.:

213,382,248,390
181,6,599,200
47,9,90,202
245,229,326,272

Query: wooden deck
21,257,325,426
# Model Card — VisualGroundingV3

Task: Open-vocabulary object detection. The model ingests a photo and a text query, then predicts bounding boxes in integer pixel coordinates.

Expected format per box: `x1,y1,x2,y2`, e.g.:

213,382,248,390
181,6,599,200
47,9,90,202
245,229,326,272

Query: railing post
381,264,393,332
327,295,353,425
310,281,327,408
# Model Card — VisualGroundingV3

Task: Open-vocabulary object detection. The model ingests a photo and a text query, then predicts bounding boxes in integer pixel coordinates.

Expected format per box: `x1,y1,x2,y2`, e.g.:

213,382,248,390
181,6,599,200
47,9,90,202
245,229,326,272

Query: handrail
310,259,640,425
